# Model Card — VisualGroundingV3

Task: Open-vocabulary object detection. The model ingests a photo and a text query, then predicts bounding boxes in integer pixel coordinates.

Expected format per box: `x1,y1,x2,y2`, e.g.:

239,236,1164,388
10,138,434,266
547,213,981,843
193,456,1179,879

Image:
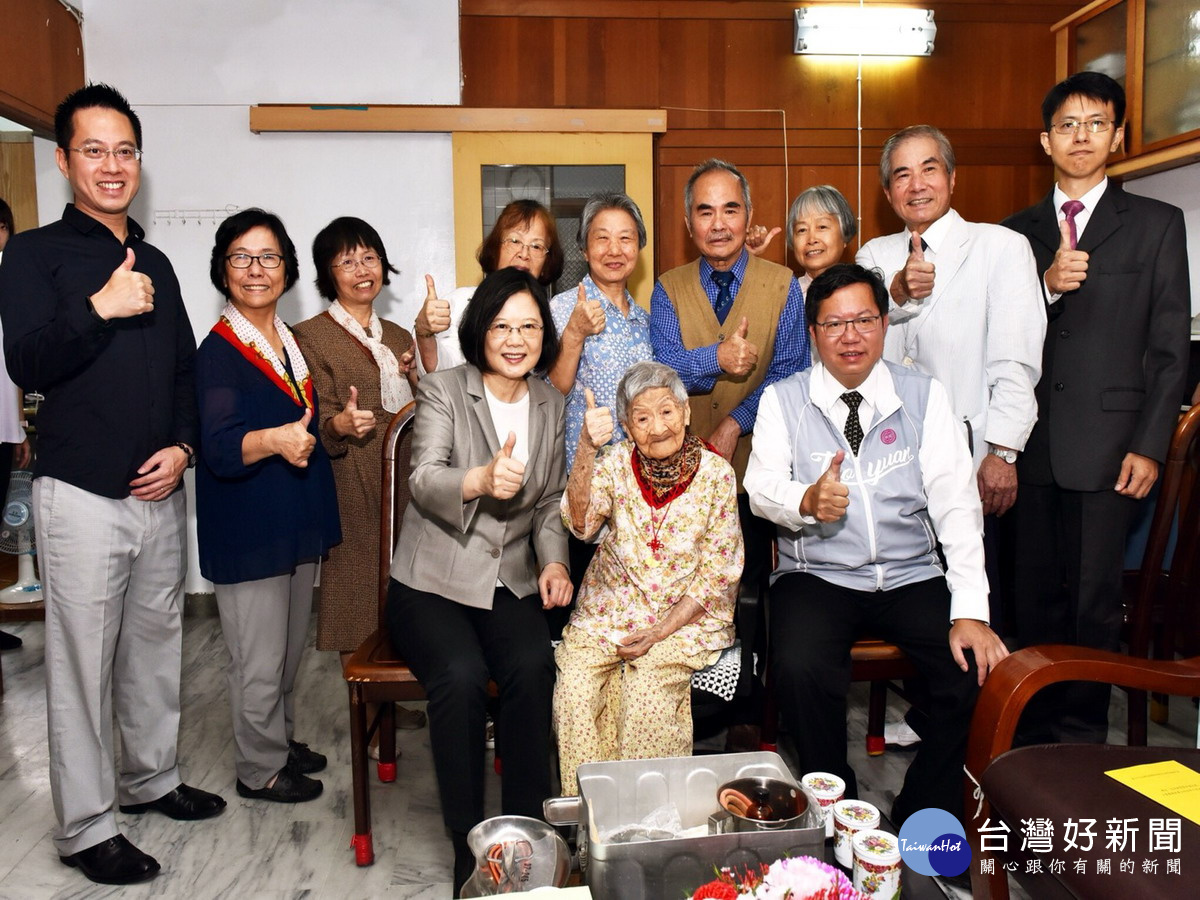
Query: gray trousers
214,563,315,788
35,477,186,855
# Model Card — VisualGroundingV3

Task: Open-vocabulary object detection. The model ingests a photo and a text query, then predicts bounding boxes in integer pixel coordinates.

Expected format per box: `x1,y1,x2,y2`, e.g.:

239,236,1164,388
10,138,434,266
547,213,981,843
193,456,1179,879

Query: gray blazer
390,365,569,609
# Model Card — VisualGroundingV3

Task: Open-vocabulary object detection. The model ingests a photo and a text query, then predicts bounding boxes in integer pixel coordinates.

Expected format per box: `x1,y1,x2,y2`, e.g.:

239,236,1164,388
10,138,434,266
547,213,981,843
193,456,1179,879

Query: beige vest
659,254,793,485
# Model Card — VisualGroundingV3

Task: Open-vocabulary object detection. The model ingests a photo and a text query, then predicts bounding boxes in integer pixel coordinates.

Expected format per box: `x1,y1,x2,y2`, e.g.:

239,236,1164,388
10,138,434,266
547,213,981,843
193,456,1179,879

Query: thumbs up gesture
481,431,526,499
332,385,378,439
275,407,317,467
581,387,614,448
716,316,759,376
89,248,155,319
800,450,850,522
746,224,783,257
891,231,936,305
1044,218,1090,295
414,274,451,337
566,283,606,340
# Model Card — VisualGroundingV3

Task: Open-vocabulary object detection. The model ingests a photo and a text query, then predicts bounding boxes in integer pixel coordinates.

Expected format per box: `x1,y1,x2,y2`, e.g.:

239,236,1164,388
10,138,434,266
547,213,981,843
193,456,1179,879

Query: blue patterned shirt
649,249,810,434
549,275,653,469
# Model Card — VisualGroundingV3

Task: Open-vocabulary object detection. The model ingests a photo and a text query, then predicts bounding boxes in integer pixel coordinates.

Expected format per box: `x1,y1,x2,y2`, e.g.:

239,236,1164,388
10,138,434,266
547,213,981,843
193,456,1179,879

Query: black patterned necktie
842,391,864,455
712,269,735,325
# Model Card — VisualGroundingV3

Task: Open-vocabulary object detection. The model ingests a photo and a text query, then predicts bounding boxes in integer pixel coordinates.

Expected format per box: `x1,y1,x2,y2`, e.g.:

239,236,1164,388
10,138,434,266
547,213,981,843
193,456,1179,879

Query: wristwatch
988,445,1018,464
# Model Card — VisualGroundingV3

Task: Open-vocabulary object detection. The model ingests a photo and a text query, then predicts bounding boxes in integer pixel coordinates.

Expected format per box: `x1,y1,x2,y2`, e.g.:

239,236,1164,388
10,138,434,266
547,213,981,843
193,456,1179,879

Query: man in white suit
857,125,1045,746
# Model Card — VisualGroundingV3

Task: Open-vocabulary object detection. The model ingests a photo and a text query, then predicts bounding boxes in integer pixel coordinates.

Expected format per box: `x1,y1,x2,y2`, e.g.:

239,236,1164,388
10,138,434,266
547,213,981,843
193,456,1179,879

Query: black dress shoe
59,834,160,885
236,767,323,803
0,630,21,651
287,740,327,774
120,783,227,820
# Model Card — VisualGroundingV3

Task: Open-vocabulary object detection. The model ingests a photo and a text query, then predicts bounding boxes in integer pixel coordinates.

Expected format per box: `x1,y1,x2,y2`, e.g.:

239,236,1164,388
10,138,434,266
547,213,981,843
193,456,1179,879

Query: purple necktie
1061,199,1085,250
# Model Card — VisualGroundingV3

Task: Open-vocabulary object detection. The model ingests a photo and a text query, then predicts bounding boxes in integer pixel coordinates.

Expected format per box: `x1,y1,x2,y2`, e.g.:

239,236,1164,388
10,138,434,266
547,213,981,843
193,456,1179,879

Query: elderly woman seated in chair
553,361,743,794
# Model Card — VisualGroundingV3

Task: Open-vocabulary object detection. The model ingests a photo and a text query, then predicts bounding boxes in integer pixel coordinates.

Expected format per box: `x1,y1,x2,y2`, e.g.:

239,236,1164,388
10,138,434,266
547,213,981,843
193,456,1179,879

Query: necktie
1061,199,1085,250
712,269,735,325
842,391,864,455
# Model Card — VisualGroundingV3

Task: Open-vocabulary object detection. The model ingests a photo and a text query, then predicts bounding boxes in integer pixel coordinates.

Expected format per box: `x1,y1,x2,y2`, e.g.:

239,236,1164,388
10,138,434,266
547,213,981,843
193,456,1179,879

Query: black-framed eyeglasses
1049,119,1114,136
331,254,381,272
226,253,283,269
814,315,882,337
68,145,143,163
488,322,544,339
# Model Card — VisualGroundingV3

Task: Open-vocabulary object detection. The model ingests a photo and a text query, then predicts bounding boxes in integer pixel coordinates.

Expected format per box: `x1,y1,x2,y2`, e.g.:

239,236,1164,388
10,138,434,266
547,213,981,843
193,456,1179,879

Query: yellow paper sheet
1105,759,1200,826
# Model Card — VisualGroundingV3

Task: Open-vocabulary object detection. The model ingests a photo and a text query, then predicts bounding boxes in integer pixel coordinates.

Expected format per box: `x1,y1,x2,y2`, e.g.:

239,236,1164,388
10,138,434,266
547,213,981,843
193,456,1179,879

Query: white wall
34,1,461,592
1125,163,1200,316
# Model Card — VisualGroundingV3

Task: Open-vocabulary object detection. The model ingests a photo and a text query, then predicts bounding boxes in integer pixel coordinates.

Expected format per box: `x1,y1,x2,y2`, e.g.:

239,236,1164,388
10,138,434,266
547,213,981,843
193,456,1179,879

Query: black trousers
1012,482,1135,743
386,579,554,833
769,572,980,825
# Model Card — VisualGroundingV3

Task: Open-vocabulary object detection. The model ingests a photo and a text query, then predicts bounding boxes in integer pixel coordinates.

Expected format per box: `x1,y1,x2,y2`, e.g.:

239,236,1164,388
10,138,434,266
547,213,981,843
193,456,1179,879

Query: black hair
54,83,142,150
0,197,13,235
805,263,888,327
1041,72,1126,131
209,208,300,299
311,217,399,301
459,267,560,376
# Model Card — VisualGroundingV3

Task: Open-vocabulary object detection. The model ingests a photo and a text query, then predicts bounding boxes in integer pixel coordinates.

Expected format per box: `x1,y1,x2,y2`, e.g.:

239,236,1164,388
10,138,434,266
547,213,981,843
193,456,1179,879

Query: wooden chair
1124,402,1200,743
963,645,1200,900
342,402,421,866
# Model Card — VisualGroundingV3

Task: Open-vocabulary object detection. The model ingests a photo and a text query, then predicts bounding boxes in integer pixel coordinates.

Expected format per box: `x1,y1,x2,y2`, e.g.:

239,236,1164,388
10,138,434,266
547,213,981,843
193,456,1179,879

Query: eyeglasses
488,322,544,339
331,254,381,272
226,253,283,269
500,236,549,258
68,145,143,163
814,314,882,337
1049,119,1115,136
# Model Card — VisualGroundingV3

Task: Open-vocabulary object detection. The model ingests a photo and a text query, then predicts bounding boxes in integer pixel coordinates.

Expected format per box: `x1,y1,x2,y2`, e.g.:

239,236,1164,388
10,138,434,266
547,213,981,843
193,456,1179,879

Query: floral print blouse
561,440,743,653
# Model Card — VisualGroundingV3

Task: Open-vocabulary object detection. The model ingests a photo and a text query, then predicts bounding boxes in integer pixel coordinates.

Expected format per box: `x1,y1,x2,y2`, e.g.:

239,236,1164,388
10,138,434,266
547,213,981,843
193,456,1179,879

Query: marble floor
0,611,1196,899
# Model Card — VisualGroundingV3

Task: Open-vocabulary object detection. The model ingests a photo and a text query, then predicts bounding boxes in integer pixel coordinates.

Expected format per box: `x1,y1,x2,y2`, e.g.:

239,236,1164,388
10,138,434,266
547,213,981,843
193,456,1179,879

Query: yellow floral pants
553,626,717,795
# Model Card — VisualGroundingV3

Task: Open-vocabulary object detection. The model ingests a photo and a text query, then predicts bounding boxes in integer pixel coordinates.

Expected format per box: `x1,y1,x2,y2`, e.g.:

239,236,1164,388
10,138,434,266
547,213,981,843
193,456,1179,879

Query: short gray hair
878,125,956,189
615,361,689,425
684,158,752,217
577,191,647,250
786,185,857,244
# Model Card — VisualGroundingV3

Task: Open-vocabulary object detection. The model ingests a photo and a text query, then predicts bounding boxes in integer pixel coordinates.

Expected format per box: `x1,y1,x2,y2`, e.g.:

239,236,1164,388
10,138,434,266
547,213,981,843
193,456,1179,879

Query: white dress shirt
856,208,1046,464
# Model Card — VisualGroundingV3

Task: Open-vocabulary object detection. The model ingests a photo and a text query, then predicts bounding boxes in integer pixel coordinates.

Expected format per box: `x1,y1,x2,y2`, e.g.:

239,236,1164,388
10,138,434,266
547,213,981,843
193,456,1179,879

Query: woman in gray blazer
385,267,572,894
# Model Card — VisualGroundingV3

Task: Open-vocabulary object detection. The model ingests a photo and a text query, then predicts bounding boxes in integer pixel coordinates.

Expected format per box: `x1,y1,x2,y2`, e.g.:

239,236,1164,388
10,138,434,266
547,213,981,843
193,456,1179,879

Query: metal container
545,752,824,900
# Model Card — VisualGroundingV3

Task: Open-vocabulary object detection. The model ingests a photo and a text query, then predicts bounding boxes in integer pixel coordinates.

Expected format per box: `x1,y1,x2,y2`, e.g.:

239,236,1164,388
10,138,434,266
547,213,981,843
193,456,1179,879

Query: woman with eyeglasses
412,199,564,375
385,267,572,894
292,218,427,751
195,209,341,804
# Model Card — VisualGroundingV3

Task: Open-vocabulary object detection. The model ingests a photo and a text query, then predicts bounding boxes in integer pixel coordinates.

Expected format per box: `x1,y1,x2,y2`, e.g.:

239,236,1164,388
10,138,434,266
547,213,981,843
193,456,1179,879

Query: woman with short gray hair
786,185,856,291
553,360,743,794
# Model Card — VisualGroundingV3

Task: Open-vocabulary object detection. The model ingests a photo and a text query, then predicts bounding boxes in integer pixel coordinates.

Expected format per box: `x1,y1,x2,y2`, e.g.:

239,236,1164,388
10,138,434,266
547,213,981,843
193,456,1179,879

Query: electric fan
0,469,42,603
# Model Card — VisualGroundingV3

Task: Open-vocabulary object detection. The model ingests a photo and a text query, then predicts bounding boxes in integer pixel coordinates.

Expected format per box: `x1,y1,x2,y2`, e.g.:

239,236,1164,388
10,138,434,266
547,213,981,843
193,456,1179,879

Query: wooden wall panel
0,0,84,136
461,0,1078,273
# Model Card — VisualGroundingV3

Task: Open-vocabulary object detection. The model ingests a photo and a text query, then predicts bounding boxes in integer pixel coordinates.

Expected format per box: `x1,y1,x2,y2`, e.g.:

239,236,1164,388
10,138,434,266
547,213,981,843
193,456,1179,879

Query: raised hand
276,408,317,467
582,387,614,448
567,283,606,339
801,450,850,522
1044,218,1090,294
746,224,783,257
89,248,155,319
333,385,377,439
716,316,759,376
414,274,451,336
481,431,526,500
892,230,935,304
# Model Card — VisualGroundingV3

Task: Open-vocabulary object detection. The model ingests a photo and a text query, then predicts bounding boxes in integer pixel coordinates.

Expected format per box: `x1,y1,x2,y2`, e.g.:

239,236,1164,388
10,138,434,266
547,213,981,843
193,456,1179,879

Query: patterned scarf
327,301,406,414
214,301,312,407
632,434,705,508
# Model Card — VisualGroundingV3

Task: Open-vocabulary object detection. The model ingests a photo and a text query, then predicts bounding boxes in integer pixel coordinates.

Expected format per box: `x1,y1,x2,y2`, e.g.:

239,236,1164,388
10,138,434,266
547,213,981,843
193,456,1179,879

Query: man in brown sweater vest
650,159,810,744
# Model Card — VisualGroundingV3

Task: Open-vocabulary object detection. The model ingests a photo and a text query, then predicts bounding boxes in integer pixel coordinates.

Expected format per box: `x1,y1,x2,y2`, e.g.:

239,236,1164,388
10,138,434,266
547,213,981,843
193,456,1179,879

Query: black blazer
1002,182,1191,492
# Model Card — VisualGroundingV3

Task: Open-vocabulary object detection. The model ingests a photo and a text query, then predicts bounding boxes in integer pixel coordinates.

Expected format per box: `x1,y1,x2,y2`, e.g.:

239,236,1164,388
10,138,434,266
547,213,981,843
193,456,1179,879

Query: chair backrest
1128,402,1200,658
377,402,417,628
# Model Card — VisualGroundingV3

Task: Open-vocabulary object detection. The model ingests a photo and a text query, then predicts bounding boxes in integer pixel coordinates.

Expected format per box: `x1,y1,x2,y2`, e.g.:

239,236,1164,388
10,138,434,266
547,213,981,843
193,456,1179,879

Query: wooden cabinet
1055,0,1200,176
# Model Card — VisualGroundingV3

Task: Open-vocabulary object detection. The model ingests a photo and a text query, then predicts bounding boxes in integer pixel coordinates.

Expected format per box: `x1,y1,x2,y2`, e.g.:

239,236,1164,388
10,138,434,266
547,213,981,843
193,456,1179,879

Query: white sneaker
883,719,922,749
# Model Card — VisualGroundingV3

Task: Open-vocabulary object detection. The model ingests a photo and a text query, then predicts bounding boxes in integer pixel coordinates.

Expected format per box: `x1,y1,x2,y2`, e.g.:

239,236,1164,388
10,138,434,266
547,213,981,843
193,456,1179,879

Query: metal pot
714,776,810,832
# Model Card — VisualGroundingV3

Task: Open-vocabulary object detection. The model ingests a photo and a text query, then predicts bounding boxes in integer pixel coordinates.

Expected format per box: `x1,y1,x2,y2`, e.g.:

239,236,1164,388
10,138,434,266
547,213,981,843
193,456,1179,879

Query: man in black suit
1003,72,1191,742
